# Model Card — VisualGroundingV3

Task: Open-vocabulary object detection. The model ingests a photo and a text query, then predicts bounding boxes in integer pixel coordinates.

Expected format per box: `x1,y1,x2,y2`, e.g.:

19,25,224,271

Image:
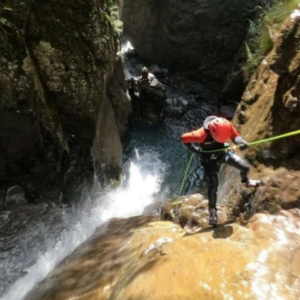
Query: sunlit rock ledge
24,198,300,300
218,5,300,218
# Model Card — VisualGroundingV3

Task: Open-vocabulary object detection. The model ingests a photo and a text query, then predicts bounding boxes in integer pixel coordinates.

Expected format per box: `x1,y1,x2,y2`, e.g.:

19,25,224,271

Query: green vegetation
105,0,123,35
106,0,116,6
112,19,123,34
1,97,18,110
245,0,299,75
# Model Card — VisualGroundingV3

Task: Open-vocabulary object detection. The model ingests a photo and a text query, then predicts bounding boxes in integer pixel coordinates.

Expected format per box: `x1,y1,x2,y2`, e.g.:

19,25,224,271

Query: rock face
23,211,300,300
122,0,259,80
218,5,300,218
0,0,131,207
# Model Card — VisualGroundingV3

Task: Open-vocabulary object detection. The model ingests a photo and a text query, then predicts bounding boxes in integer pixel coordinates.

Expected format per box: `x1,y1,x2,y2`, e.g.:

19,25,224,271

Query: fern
248,20,261,36
245,0,299,76
258,0,299,53
245,43,257,74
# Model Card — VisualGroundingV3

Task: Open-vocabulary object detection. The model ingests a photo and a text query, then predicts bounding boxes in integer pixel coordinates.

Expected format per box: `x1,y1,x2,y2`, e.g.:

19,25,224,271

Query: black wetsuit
186,130,250,210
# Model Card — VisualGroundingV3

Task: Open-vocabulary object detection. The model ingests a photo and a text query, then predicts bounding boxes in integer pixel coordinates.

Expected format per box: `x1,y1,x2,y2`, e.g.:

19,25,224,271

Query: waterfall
1,151,165,300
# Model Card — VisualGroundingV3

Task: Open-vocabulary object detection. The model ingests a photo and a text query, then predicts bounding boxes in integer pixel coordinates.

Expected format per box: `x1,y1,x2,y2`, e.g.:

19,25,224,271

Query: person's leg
225,152,260,187
225,152,249,182
202,160,220,225
202,160,220,208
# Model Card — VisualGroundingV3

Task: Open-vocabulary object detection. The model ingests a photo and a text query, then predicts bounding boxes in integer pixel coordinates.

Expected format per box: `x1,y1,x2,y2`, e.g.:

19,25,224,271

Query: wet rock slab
22,210,300,300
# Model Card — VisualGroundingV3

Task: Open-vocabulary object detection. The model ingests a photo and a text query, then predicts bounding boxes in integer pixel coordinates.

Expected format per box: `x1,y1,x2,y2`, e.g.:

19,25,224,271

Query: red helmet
209,118,232,142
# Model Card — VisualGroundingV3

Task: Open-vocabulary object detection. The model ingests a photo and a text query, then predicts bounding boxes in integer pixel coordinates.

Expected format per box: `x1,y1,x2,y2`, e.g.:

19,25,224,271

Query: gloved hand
184,143,202,155
238,142,248,150
234,136,248,151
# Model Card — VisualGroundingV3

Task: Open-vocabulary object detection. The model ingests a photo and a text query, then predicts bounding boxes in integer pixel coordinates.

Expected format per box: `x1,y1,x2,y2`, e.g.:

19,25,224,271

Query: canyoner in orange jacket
181,116,260,227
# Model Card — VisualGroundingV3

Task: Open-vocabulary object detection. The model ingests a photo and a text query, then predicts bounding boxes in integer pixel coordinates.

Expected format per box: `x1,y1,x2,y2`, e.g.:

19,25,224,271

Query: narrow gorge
0,0,300,299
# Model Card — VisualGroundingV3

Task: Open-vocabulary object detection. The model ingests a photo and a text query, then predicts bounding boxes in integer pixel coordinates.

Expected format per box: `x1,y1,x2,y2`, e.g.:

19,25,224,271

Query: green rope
247,129,300,146
179,154,194,196
172,154,195,204
198,129,300,153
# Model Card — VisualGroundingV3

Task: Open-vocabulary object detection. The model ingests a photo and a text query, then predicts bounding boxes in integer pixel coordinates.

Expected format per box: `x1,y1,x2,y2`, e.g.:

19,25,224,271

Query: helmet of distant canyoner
142,67,149,74
209,118,232,143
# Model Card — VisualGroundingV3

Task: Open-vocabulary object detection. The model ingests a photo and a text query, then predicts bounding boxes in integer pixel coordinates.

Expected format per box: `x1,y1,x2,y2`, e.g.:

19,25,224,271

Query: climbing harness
225,149,234,162
175,129,300,199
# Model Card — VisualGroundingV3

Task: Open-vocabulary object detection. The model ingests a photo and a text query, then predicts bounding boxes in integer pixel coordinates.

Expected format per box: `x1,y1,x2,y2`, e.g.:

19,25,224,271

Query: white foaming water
121,40,134,54
121,40,135,80
1,153,165,300
247,214,300,300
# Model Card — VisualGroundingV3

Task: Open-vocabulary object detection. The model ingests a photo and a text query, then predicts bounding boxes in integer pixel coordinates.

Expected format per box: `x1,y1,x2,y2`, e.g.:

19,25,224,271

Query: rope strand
178,154,194,197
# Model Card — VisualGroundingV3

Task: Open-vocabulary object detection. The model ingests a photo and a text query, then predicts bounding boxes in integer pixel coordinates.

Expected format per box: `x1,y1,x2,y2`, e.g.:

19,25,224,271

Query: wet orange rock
246,213,300,300
24,210,300,300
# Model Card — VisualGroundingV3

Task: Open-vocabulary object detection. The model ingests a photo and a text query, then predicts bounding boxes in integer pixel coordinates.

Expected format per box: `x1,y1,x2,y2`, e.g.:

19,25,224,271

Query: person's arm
230,125,248,150
181,127,207,154
181,127,207,143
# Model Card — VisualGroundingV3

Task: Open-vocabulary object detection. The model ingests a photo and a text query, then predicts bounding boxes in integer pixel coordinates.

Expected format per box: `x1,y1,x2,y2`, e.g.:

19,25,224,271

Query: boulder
5,186,27,207
161,193,228,232
129,74,166,123
163,97,190,117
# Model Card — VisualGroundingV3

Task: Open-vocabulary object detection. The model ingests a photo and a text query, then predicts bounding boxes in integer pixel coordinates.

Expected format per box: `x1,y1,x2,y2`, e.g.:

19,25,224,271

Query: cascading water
1,151,166,300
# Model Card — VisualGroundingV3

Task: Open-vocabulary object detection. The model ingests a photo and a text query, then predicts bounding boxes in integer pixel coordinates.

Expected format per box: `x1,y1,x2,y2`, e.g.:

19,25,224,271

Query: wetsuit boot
209,208,218,227
245,179,261,188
